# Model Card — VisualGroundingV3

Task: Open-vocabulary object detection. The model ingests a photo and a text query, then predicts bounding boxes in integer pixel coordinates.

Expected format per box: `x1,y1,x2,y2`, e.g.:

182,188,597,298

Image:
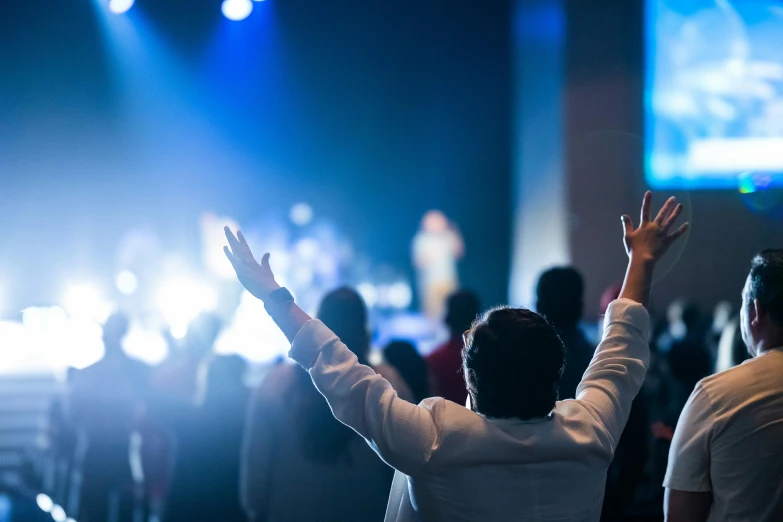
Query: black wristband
264,287,294,315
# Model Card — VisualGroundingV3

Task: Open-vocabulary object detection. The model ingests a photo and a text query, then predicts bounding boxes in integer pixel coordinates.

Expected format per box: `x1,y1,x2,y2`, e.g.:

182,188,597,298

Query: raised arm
576,192,689,446
223,227,440,475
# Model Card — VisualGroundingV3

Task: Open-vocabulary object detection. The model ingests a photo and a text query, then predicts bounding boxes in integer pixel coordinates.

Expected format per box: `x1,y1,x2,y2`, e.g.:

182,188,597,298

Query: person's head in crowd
536,267,584,329
463,307,564,419
186,313,223,357
317,287,370,364
384,340,429,404
102,311,130,355
599,283,623,316
741,249,783,357
444,290,480,338
202,354,247,410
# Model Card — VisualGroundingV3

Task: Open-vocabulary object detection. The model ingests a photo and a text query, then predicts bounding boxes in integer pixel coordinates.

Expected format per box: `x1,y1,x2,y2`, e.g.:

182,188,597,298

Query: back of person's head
680,303,701,331
445,290,480,336
295,287,370,464
102,311,130,352
383,340,429,404
536,267,584,328
317,287,369,364
463,307,564,420
746,249,783,325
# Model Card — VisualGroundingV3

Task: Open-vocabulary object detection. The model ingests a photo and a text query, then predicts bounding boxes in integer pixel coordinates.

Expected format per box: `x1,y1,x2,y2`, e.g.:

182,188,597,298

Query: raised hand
223,227,280,301
621,191,689,263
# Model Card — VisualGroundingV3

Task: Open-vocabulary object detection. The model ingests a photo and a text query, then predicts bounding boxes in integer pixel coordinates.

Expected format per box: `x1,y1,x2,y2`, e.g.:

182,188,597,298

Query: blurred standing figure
143,313,223,519
384,340,430,404
241,288,409,522
165,355,248,522
536,267,593,400
425,290,480,405
70,312,150,522
412,210,464,319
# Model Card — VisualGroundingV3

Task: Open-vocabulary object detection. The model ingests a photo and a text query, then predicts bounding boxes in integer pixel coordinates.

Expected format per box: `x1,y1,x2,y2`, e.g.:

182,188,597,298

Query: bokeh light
221,0,253,21
36,494,53,513
116,270,139,295
290,203,314,226
51,505,67,522
156,277,218,338
63,283,113,323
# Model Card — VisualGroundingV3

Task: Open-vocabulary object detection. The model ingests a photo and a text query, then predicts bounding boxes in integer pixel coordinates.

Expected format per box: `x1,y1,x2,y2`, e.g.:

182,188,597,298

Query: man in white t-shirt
664,249,783,522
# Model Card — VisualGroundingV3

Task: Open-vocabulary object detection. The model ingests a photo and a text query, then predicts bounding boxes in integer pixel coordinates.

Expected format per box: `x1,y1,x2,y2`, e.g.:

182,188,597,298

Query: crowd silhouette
34,194,783,522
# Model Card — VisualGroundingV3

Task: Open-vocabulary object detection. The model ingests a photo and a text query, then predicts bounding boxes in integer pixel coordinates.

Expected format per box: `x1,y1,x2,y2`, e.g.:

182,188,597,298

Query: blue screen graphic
645,0,783,189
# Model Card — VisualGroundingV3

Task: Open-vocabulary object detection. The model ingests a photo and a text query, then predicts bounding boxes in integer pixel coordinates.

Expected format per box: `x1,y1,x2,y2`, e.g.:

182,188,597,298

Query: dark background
0,0,513,313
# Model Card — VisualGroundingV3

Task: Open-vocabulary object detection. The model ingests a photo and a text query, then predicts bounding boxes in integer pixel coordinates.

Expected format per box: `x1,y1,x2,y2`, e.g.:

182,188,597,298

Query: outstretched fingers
661,203,683,231
621,214,634,236
655,196,677,225
640,191,652,223
667,222,690,244
224,226,242,255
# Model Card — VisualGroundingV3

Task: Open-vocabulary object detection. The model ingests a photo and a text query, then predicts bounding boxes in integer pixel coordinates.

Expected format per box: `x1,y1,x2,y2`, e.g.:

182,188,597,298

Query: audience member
426,290,480,405
665,249,783,522
241,288,402,522
384,340,430,404
667,303,712,414
69,312,150,522
165,355,248,522
536,267,594,400
224,192,688,521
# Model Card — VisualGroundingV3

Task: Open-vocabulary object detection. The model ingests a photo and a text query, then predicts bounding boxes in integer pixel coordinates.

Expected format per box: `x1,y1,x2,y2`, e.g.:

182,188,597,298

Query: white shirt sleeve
289,321,442,476
575,298,651,448
663,383,714,492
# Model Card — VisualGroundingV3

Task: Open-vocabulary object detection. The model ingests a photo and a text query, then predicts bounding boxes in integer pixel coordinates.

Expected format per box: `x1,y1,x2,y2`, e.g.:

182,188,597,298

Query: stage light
116,270,138,295
294,238,319,261
108,0,134,14
51,505,67,522
221,0,253,21
156,277,218,339
123,323,168,365
387,282,413,309
66,519,77,522
36,494,53,513
357,283,378,308
290,203,313,226
63,283,113,323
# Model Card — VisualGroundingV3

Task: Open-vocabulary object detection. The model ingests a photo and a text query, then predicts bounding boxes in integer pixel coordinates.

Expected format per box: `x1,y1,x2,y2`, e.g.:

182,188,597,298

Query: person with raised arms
224,192,688,522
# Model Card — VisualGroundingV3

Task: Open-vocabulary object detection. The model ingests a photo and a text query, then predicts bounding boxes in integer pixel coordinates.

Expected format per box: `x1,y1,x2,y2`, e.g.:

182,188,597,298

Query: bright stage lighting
51,505,67,522
387,282,413,309
36,494,54,513
122,323,168,365
116,270,138,295
221,0,253,21
357,283,378,308
156,277,218,339
63,283,113,323
109,0,134,14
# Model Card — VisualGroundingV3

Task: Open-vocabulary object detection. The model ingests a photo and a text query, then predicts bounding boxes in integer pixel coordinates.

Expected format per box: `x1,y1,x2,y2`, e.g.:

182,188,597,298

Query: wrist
260,281,282,302
629,252,656,268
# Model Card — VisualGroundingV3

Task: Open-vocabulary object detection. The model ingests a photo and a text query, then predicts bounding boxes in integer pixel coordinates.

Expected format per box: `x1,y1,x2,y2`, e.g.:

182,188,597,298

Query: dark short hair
536,267,584,327
747,249,783,325
445,290,481,335
462,307,564,420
